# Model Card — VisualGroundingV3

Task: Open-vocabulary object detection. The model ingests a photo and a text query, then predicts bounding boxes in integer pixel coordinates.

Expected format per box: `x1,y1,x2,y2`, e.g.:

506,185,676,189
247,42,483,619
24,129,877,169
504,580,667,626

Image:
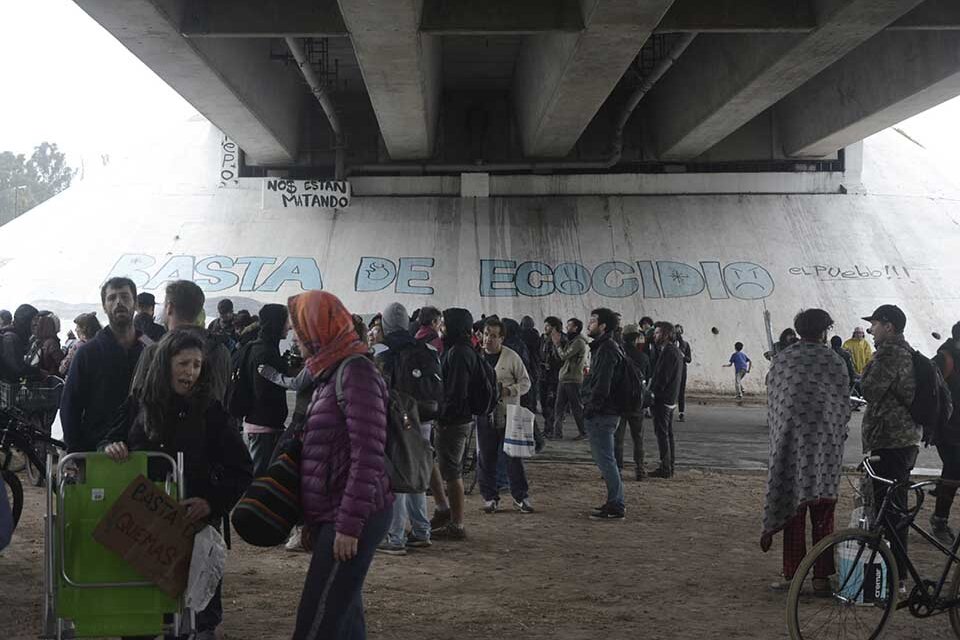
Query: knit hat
382,302,409,336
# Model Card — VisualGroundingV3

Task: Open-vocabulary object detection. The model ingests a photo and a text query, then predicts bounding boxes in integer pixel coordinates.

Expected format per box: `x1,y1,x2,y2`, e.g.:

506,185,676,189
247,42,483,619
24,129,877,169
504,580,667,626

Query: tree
0,142,75,225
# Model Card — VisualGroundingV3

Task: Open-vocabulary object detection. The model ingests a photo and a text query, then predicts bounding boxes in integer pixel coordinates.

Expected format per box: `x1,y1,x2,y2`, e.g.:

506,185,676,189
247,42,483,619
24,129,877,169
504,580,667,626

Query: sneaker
678,413,685,422
284,527,304,552
648,467,673,479
930,514,956,546
769,579,792,592
514,498,535,514
431,522,467,541
589,504,625,521
482,499,500,514
406,536,432,548
430,508,451,529
376,542,408,556
572,433,587,441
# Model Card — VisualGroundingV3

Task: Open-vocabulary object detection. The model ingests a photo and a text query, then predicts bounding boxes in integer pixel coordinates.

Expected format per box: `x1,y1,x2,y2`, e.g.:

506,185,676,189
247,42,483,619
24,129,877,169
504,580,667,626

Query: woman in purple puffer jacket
289,291,394,640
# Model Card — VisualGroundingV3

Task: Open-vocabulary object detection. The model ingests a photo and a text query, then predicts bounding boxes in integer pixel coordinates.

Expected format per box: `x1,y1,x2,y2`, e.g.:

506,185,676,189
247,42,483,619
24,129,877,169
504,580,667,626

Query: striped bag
231,437,302,547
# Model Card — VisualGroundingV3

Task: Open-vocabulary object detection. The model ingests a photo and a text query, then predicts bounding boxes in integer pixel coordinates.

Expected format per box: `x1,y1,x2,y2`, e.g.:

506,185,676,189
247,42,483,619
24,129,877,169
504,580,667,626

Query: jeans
245,431,280,478
554,382,585,437
614,413,644,471
293,506,392,640
871,446,918,579
652,404,675,473
476,412,528,503
385,493,430,545
586,414,624,511
734,369,747,398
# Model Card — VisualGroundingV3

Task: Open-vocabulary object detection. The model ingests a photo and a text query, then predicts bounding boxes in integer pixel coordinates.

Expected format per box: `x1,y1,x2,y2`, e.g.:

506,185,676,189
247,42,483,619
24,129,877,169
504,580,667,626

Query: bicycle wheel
786,528,899,640
2,469,23,532
946,557,960,637
463,423,478,496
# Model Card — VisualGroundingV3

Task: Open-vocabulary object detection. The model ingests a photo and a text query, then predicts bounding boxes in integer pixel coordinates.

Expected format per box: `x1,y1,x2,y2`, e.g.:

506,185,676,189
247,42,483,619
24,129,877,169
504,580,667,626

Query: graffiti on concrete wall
788,264,912,281
480,259,774,300
107,254,775,300
108,254,323,293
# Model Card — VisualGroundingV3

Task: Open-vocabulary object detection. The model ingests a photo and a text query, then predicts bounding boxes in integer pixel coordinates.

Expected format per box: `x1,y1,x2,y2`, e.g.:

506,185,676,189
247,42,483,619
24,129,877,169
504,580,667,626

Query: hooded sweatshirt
0,304,42,382
440,308,480,426
243,304,290,430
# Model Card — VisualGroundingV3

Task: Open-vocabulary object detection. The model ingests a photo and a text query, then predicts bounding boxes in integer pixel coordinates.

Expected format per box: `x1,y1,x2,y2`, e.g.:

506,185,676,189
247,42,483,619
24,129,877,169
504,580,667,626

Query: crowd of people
0,276,958,637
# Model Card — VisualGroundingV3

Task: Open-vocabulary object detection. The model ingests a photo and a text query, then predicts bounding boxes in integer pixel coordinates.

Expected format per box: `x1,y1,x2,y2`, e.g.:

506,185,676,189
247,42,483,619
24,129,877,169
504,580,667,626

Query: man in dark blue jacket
61,277,145,453
650,322,684,479
581,308,625,520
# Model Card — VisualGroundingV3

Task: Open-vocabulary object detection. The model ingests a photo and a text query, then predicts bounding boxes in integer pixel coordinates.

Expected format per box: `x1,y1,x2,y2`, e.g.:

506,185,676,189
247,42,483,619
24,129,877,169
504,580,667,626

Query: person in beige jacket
478,318,534,514
549,318,588,439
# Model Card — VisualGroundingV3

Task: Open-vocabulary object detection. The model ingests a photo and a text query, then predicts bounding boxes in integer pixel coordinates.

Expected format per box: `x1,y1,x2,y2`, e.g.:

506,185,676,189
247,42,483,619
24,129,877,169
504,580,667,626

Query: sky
0,0,959,174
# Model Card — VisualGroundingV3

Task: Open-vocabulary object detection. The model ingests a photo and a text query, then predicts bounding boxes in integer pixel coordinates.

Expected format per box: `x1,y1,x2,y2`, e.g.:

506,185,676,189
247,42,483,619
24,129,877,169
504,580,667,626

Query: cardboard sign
93,474,200,598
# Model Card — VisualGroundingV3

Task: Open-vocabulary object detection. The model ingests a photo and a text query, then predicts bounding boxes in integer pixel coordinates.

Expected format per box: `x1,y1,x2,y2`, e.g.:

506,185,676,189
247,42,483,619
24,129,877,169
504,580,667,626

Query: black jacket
581,332,622,417
61,327,145,453
651,342,684,406
243,305,290,430
134,313,166,343
625,342,652,381
104,397,253,522
0,328,43,382
936,339,960,444
440,308,479,426
540,334,564,381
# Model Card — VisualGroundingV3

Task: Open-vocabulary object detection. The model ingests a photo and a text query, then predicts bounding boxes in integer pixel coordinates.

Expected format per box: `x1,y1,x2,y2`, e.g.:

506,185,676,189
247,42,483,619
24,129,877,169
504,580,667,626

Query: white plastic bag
185,526,226,611
503,405,536,458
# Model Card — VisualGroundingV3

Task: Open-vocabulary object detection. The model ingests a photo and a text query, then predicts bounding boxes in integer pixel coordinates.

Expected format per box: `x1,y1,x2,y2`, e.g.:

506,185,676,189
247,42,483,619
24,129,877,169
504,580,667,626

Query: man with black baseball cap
860,303,918,589
134,292,166,343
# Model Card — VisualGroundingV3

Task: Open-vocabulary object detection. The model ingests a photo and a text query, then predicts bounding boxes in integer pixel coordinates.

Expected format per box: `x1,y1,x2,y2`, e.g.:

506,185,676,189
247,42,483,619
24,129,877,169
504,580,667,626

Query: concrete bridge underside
74,0,960,175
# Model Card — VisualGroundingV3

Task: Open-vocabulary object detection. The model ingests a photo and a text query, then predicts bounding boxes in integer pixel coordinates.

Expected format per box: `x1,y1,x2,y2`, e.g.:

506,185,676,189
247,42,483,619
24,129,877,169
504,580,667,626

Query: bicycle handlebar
859,455,894,485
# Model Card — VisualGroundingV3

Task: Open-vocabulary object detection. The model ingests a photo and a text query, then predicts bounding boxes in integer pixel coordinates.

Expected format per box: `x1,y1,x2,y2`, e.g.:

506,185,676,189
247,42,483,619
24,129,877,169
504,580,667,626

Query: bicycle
786,455,960,639
0,405,66,534
462,421,479,495
0,376,64,486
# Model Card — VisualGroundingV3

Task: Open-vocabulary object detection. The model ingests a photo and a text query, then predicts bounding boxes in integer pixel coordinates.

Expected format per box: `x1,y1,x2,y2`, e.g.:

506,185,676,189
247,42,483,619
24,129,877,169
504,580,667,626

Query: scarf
288,291,368,377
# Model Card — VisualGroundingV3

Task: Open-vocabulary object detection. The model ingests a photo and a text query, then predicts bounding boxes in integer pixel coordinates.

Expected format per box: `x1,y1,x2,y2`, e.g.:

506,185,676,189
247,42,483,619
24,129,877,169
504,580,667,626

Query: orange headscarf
288,291,369,377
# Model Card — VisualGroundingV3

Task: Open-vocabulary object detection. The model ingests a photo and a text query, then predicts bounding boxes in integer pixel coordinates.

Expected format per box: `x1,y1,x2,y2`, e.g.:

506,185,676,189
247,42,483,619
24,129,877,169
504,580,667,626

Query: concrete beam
889,0,960,30
73,0,304,165
514,0,677,158
656,0,816,33
647,0,927,161
420,0,583,35
779,30,960,157
338,1,441,160
181,0,347,37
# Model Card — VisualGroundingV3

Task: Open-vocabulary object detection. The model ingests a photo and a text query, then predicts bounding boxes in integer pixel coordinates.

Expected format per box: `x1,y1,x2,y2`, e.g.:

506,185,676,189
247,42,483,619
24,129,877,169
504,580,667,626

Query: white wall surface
0,119,957,394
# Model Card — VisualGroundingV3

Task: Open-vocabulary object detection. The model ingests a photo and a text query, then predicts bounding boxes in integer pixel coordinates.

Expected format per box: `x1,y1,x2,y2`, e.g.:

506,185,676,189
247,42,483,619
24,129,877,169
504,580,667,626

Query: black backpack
908,350,954,444
335,354,433,494
226,343,254,419
384,343,443,423
612,348,648,414
469,350,499,417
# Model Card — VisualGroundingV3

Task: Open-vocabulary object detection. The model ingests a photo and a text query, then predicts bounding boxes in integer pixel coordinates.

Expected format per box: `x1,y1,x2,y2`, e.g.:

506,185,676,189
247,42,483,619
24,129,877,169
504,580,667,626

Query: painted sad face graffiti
723,262,775,300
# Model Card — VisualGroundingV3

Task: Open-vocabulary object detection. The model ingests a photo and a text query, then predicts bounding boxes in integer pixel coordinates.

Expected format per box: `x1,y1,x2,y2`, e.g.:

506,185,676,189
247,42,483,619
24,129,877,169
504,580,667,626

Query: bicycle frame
864,457,960,611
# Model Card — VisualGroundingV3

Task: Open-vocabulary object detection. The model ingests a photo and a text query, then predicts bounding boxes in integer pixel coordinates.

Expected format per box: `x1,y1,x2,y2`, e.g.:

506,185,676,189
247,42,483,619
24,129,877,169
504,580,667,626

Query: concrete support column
513,0,677,158
778,31,960,157
338,0,441,160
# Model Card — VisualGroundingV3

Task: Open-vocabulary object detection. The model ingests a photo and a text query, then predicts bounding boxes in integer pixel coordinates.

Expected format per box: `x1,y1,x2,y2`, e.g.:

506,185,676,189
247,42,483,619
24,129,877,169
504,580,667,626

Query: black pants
678,367,687,414
554,382,585,436
871,446,918,578
614,413,644,471
936,443,960,518
652,404,675,473
540,378,558,432
476,412,529,503
292,506,392,640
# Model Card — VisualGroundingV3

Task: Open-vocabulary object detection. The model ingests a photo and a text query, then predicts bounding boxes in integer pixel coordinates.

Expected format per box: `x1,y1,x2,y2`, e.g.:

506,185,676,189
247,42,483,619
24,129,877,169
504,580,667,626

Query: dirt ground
4,463,960,640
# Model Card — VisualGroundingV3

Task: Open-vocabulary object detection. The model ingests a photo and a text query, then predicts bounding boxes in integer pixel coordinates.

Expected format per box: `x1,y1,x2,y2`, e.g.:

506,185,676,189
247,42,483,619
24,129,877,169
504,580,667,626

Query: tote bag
503,405,536,458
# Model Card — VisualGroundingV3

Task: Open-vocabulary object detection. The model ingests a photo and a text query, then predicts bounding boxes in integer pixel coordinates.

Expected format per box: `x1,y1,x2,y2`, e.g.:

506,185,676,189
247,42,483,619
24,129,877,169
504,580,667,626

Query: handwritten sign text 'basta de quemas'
262,179,351,209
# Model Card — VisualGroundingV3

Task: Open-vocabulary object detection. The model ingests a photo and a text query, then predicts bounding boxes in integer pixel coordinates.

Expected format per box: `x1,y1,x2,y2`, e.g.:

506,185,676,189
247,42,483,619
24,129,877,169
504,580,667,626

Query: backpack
908,350,954,444
385,342,443,423
226,343,254,419
335,354,433,494
468,351,499,417
612,347,647,414
231,436,302,547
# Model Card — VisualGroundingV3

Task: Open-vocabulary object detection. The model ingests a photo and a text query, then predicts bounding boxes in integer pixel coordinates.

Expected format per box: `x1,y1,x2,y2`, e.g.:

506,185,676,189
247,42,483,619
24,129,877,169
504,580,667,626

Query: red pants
783,501,836,579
